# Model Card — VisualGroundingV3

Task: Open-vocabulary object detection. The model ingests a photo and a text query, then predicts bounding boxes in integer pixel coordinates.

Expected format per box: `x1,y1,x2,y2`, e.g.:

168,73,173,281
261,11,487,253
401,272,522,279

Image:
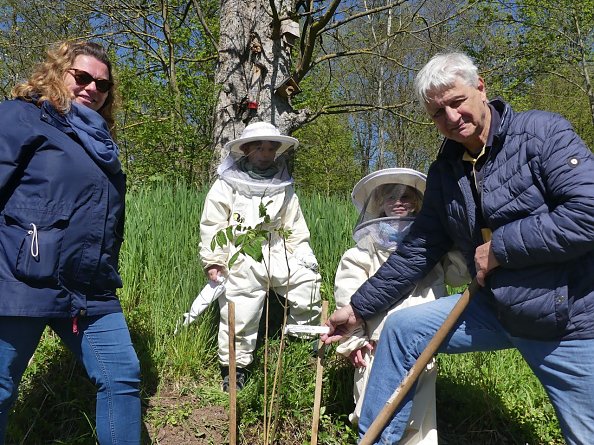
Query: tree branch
190,0,220,51
321,0,407,33
294,0,343,81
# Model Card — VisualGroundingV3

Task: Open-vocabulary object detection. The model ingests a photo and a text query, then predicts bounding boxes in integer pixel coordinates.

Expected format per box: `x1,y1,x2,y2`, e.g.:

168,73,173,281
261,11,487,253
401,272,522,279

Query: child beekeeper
199,122,322,392
334,167,470,443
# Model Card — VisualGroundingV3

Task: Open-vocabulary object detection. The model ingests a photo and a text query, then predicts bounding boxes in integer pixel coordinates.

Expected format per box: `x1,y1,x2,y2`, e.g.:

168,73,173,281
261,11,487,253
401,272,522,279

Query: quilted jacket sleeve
491,114,594,268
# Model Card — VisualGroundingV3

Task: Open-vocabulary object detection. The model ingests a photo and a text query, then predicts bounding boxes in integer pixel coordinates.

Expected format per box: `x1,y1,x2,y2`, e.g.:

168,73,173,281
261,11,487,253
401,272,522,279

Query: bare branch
294,0,343,81
542,69,587,94
303,100,432,127
312,48,411,71
191,0,220,51
118,116,171,131
321,0,408,34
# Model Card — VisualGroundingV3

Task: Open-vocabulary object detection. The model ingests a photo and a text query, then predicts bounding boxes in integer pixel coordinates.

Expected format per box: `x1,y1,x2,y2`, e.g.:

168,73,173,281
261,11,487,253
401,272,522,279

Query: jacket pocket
2,209,70,284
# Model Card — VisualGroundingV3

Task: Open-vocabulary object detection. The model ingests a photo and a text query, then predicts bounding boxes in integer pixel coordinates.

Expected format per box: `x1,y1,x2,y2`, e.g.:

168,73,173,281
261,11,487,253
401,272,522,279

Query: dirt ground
145,386,229,445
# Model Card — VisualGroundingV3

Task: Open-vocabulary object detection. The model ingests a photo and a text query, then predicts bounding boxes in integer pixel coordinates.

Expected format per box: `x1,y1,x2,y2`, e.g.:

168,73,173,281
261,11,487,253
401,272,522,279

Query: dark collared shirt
462,103,501,210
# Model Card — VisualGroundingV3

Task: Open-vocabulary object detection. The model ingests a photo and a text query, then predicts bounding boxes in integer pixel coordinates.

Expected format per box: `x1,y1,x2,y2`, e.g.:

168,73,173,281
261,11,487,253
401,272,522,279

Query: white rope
27,223,39,258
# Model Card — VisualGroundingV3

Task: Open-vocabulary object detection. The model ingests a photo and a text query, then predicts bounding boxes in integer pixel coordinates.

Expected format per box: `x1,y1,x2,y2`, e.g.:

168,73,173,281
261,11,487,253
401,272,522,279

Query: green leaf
235,233,246,246
225,225,234,242
258,202,267,218
215,230,228,248
243,241,264,262
228,251,240,269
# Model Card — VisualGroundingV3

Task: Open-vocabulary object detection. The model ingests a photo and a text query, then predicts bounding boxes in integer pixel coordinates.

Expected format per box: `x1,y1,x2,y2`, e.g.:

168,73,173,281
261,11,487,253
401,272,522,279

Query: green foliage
0,1,93,99
293,115,360,196
472,0,594,148
437,351,565,444
116,59,217,186
520,69,594,149
0,0,221,185
209,197,289,268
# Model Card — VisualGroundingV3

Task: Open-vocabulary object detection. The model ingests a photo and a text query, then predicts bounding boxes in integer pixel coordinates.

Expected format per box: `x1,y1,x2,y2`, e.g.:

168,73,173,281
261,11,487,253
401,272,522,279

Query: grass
6,182,564,444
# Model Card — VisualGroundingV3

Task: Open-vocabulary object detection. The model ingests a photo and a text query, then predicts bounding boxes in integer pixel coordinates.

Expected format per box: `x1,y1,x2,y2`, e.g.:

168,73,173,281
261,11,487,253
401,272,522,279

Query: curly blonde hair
11,41,117,134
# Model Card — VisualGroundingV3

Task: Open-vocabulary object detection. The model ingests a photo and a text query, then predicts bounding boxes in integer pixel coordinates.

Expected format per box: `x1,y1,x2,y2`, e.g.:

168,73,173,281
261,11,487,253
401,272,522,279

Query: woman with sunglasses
0,41,140,444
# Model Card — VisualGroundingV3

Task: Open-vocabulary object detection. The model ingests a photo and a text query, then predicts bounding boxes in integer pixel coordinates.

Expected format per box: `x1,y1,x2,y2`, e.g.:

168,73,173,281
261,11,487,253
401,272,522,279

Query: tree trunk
212,0,307,169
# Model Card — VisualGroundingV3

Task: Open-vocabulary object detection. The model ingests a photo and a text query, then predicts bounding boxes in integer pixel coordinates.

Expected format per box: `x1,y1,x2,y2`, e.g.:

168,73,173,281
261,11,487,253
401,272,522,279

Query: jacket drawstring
72,316,79,334
28,223,39,258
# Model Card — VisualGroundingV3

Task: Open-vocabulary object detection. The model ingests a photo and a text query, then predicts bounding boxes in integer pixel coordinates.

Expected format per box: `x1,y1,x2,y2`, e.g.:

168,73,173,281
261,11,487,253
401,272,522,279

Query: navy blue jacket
351,99,594,340
0,99,126,318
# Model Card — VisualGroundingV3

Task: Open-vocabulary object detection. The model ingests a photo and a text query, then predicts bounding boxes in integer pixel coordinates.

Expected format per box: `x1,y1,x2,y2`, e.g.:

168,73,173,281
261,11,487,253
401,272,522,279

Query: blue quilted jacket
351,99,594,340
0,99,126,318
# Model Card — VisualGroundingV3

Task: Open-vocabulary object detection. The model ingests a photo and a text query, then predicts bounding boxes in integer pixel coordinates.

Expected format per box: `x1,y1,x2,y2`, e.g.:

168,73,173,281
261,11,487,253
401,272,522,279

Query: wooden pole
360,229,491,444
310,300,329,445
228,301,237,445
359,279,480,444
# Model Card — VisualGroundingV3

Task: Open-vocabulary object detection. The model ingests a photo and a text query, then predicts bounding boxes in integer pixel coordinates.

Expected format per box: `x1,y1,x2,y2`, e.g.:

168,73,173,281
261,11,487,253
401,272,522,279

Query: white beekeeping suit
199,122,322,384
334,168,470,443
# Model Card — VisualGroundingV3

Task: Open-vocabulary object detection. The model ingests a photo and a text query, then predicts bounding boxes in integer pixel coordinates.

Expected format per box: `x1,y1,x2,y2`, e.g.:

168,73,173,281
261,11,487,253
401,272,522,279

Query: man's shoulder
508,108,572,137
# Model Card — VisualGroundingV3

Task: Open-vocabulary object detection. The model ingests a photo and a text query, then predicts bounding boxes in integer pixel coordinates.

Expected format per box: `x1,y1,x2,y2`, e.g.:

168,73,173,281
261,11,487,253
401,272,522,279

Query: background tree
210,0,480,172
91,0,220,183
0,0,591,184
482,0,594,147
0,0,92,98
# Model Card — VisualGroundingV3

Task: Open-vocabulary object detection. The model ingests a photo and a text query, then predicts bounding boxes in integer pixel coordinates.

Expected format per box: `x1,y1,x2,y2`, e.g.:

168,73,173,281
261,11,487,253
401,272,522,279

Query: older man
322,52,594,445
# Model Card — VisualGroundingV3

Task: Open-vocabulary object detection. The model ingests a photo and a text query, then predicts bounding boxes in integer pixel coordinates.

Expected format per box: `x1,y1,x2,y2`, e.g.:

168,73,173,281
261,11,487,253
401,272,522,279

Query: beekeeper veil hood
351,167,426,251
217,122,298,195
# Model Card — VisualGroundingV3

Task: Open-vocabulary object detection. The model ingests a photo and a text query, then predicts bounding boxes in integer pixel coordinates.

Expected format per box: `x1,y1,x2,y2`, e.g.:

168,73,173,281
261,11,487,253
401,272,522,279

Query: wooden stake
229,301,237,445
359,279,480,444
360,229,492,443
311,300,329,445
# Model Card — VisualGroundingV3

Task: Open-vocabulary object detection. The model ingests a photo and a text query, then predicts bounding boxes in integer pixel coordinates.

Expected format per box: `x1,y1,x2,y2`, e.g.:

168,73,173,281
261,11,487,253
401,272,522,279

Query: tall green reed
120,182,218,381
298,192,358,308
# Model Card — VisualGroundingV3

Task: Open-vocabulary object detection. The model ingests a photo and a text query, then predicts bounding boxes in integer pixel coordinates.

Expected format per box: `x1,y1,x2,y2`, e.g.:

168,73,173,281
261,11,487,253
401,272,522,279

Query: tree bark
212,0,307,168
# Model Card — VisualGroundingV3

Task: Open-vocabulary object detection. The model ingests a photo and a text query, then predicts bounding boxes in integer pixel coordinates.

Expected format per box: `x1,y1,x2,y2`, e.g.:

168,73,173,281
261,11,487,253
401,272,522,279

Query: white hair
414,52,480,103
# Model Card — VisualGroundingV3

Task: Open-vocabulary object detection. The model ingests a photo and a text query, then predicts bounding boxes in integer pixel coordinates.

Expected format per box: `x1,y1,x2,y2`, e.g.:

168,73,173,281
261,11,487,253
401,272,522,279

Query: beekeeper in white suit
334,167,470,443
199,121,322,392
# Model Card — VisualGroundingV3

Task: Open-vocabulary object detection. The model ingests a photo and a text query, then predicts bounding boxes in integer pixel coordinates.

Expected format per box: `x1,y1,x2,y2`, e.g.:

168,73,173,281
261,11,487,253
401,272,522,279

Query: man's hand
320,304,364,345
474,241,500,286
349,342,374,368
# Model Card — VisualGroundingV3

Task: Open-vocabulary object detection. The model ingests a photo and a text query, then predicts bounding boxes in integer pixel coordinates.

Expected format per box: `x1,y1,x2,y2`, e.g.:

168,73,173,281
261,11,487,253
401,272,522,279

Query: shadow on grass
436,374,551,445
5,315,158,445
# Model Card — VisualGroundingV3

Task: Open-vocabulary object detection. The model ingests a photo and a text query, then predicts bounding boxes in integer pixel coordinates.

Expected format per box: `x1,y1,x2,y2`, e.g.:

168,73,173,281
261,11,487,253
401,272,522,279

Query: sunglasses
68,68,113,93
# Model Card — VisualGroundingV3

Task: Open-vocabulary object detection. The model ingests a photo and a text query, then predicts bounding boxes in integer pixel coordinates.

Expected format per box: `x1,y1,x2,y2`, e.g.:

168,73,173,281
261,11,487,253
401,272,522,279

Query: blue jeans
359,293,594,445
0,313,141,445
